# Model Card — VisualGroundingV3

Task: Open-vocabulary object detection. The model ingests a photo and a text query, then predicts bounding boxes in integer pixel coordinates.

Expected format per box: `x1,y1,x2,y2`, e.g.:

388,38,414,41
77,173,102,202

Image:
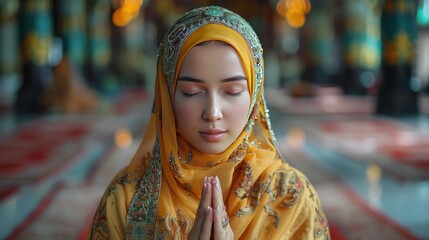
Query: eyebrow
177,75,247,83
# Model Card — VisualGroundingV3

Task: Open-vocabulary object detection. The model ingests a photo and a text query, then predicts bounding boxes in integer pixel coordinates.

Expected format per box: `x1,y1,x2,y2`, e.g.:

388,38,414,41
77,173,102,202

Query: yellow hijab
88,6,329,240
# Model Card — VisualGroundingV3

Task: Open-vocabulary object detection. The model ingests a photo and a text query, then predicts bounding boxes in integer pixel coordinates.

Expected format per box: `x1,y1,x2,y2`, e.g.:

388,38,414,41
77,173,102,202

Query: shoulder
264,163,311,209
88,167,140,239
87,168,126,236
273,163,330,239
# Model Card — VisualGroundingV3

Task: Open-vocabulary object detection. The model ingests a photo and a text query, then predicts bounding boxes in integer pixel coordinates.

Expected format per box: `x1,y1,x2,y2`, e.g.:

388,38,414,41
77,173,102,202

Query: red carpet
0,119,90,182
314,117,429,179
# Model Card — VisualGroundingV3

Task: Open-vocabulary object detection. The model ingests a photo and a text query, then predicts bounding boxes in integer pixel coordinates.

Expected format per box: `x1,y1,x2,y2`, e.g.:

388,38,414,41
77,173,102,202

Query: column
16,0,53,113
85,0,111,90
376,0,419,115
340,0,381,95
53,0,86,68
0,0,20,110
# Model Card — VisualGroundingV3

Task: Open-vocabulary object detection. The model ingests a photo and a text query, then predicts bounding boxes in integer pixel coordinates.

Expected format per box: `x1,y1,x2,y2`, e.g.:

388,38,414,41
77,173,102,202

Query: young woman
88,6,329,239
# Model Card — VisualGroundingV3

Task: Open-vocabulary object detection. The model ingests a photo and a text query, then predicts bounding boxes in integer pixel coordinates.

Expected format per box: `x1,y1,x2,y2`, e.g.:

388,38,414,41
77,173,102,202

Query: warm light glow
367,163,382,182
276,0,288,16
286,10,306,28
122,1,142,13
115,128,133,148
303,0,311,14
367,163,382,208
112,8,132,27
286,0,307,14
286,127,306,148
277,0,311,28
112,0,143,27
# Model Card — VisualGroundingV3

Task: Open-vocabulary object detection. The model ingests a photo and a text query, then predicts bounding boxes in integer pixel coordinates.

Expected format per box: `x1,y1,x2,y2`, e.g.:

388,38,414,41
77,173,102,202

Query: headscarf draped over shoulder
89,6,329,240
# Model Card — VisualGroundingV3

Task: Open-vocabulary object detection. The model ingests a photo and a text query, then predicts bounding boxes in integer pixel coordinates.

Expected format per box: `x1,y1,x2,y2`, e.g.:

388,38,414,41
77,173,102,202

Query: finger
212,176,229,239
213,204,226,239
212,176,225,218
199,206,213,239
212,177,228,220
192,177,212,237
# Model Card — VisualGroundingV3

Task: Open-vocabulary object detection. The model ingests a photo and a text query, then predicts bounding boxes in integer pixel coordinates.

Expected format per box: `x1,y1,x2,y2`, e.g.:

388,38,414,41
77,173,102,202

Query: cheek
227,97,251,125
174,99,201,127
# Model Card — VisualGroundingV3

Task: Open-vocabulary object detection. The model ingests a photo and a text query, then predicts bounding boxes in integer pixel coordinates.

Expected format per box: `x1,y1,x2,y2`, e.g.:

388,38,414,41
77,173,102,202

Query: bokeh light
112,0,143,27
115,128,133,148
276,0,311,28
286,127,306,148
367,163,382,182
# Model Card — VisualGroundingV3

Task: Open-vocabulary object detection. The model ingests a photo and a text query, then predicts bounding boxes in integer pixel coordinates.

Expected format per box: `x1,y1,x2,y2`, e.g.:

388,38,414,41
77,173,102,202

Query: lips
199,129,227,142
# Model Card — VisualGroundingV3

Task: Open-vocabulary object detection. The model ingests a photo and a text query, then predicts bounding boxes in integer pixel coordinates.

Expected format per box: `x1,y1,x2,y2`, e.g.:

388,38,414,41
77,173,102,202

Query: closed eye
225,90,243,96
223,85,246,96
182,91,204,97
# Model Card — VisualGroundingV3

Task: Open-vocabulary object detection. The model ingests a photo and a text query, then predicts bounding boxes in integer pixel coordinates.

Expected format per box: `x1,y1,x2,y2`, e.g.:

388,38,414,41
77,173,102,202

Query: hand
189,176,213,239
188,176,234,240
212,176,234,240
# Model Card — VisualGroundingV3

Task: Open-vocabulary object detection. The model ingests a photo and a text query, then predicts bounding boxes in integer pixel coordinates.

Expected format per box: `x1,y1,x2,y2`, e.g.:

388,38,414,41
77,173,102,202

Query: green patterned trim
126,140,162,239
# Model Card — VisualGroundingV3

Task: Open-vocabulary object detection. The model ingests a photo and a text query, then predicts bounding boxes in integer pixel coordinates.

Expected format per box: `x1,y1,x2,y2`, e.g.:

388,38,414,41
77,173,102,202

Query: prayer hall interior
0,0,429,239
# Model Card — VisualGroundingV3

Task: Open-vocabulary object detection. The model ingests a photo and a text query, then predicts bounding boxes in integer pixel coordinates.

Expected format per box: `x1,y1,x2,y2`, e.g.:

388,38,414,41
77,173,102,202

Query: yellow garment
88,7,329,240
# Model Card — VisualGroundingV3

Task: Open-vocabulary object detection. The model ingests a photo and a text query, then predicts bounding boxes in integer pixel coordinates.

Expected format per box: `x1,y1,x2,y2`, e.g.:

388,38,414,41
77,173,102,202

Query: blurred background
1,0,429,239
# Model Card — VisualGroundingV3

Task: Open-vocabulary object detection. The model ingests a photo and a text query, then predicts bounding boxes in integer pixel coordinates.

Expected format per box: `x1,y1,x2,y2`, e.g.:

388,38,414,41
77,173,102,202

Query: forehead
178,42,246,81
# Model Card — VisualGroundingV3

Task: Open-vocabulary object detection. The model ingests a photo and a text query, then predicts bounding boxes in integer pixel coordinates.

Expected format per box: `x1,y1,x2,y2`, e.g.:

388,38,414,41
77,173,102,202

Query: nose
202,93,223,122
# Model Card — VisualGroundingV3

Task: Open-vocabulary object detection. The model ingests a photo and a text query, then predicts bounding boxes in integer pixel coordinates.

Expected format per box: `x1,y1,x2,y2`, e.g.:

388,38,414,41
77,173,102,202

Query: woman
89,6,329,239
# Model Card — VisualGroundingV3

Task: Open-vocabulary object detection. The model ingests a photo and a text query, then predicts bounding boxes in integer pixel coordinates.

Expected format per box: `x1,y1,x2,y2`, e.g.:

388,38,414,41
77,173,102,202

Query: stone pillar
299,0,337,86
16,0,53,113
0,0,20,110
376,0,419,115
53,0,86,68
340,0,381,95
85,0,111,90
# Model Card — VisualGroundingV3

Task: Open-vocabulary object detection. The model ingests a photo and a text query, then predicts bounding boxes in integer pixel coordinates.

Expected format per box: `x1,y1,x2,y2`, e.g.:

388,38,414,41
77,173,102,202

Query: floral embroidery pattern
308,179,330,239
235,174,273,217
235,169,305,228
178,149,192,164
228,136,249,163
280,172,304,208
169,152,183,178
235,162,254,199
156,209,192,239
314,207,330,239
91,201,109,237
264,203,280,228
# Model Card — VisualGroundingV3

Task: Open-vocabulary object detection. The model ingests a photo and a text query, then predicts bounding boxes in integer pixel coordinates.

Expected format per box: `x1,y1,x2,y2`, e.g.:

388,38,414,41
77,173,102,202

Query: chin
198,144,227,155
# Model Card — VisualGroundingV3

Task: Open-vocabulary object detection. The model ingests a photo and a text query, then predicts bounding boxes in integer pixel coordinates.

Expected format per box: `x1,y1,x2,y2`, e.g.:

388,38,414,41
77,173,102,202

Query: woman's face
174,41,251,154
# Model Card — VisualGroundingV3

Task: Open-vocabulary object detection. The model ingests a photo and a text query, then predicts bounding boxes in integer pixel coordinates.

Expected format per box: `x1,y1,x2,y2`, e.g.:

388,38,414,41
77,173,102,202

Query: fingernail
203,182,207,193
216,205,221,213
207,206,211,213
